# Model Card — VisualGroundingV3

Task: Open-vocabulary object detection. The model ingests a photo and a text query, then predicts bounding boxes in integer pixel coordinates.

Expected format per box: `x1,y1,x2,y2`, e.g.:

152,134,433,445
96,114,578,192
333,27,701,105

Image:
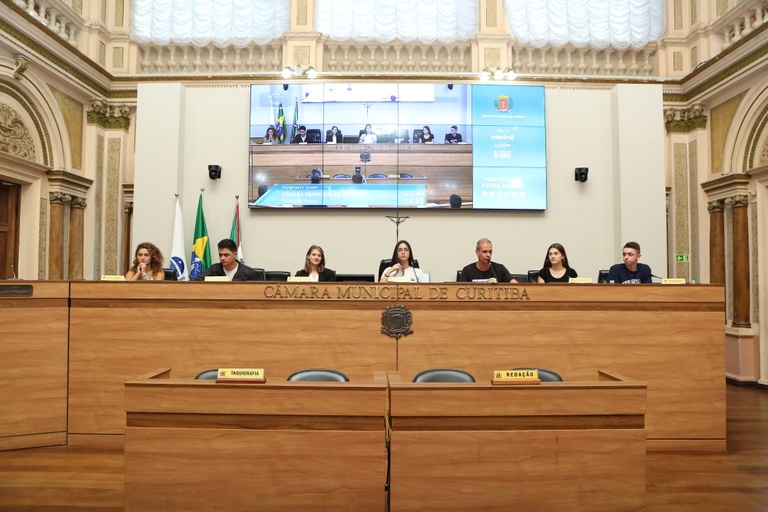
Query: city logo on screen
494,95,513,113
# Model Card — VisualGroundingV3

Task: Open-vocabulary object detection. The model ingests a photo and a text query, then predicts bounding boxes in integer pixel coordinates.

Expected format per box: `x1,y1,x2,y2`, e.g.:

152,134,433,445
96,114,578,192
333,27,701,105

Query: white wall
133,82,667,282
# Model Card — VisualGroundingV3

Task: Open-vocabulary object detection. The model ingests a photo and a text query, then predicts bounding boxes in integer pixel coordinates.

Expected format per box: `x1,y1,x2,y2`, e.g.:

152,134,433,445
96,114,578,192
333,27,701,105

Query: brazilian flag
277,102,286,143
189,192,211,279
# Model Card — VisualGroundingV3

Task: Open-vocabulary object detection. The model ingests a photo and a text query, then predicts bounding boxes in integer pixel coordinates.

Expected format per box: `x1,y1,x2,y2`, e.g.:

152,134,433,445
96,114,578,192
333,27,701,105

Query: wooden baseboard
0,432,66,452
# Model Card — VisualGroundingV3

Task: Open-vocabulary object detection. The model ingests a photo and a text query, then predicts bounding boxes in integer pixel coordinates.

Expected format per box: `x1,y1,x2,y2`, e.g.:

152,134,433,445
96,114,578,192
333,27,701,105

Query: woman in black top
418,125,435,143
295,245,336,281
537,243,578,283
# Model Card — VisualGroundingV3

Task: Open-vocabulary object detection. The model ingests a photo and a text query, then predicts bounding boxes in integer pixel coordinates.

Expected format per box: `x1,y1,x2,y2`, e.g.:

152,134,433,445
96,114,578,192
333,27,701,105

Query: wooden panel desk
388,371,647,512
0,282,69,451
68,282,724,451
124,369,388,511
68,281,398,436
249,143,472,204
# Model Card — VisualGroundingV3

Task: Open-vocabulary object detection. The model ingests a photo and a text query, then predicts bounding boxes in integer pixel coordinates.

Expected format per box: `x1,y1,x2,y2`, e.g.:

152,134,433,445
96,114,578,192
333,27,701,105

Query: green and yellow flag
189,192,211,279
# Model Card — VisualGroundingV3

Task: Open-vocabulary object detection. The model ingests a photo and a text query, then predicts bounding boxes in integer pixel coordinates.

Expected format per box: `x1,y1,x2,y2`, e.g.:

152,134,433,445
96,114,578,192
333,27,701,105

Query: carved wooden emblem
381,305,413,339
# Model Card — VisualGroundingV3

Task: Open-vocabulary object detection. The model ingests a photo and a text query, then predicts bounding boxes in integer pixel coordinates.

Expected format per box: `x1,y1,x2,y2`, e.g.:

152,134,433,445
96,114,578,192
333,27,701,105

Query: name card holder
569,277,593,283
388,276,414,283
662,278,686,284
492,369,541,385
204,276,228,282
287,276,310,282
101,275,126,281
215,368,266,383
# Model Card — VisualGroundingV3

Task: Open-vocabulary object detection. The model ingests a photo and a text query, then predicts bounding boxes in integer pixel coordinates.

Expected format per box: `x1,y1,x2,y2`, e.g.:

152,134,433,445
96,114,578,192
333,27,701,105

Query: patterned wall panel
751,201,758,322
49,87,84,170
688,140,699,281
674,143,689,279
93,135,104,278
710,92,746,174
104,138,121,275
38,197,47,279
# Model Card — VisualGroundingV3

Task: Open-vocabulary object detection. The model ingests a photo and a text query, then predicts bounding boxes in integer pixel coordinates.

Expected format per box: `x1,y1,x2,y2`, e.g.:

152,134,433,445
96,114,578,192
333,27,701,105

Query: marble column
707,199,725,284
68,196,86,280
48,192,71,280
727,194,750,328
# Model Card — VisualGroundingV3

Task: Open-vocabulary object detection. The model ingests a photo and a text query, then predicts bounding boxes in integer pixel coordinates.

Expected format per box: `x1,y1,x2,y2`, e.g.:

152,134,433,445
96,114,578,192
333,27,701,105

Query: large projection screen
248,83,546,210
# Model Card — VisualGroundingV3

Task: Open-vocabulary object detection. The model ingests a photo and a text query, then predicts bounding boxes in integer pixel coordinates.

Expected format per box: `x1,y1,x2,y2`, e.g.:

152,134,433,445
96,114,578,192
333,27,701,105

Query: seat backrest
413,368,475,382
163,268,178,281
332,173,350,179
264,270,290,281
597,269,610,283
378,258,420,279
287,368,349,382
369,173,387,179
527,270,540,283
456,270,463,281
335,273,376,282
306,128,321,142
251,268,266,281
412,128,423,143
195,369,218,380
512,367,563,382
510,273,528,283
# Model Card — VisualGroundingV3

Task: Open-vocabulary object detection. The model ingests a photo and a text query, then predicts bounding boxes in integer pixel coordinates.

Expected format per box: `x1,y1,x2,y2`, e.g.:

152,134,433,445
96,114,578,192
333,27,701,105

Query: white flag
171,196,188,281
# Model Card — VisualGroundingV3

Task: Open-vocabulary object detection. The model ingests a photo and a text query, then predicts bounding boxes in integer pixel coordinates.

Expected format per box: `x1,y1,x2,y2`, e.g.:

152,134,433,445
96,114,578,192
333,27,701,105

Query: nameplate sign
215,368,266,383
492,369,541,385
287,276,310,282
662,278,686,285
388,276,414,283
101,275,125,281
204,276,228,282
569,277,593,283
0,284,33,297
262,283,531,302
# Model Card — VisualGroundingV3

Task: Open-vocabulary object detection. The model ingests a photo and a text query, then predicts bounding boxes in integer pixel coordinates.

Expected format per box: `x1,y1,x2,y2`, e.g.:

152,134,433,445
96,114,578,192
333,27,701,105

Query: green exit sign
675,254,689,262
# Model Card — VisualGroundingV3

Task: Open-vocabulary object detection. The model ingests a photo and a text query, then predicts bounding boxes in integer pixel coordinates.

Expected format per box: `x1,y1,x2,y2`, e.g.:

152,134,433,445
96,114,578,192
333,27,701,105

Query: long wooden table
0,282,69,451
62,281,725,450
249,143,473,204
124,369,388,511
388,371,647,511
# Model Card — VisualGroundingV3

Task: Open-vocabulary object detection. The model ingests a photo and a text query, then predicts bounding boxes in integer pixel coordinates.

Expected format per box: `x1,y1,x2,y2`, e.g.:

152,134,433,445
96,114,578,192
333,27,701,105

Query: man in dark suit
291,125,311,143
193,239,262,281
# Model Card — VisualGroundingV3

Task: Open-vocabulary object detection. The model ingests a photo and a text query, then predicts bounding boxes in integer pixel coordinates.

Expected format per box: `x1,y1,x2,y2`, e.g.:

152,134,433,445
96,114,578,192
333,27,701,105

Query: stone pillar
727,194,750,328
68,196,86,279
48,192,71,280
707,199,725,284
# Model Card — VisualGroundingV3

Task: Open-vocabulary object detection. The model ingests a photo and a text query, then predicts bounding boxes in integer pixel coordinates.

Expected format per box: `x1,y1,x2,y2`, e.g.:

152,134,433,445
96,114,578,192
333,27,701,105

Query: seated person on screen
380,240,424,282
417,125,435,143
125,242,165,281
607,241,653,284
359,124,378,144
458,238,517,283
309,167,323,184
291,125,312,144
537,243,578,283
327,125,343,144
295,245,336,282
264,125,278,144
193,238,261,281
444,125,463,144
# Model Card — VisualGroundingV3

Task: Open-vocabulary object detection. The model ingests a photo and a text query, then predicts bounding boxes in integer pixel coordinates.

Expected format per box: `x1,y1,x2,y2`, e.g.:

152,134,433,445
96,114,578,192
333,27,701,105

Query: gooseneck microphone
488,261,498,283
651,274,663,281
9,263,17,280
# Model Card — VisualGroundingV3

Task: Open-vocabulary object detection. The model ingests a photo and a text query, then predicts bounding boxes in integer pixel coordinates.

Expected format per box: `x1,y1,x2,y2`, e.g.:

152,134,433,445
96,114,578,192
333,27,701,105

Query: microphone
651,274,663,281
9,263,17,280
488,261,498,283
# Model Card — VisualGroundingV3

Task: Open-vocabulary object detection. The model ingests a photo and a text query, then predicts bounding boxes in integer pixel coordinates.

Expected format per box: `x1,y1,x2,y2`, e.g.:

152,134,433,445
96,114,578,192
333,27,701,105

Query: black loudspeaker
447,83,454,90
449,194,462,208
574,167,589,182
208,164,221,180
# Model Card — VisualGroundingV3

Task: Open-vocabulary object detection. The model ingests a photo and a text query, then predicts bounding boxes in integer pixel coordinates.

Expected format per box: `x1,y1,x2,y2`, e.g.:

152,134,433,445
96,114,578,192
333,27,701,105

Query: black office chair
264,271,290,281
306,128,321,143
287,368,350,382
332,173,351,179
510,274,528,283
597,270,610,283
412,128,423,143
334,273,376,282
377,259,419,280
368,173,387,179
399,173,413,179
195,369,219,380
511,367,563,382
527,270,540,283
413,368,475,382
456,270,463,281
251,268,267,281
325,129,343,143
163,268,178,281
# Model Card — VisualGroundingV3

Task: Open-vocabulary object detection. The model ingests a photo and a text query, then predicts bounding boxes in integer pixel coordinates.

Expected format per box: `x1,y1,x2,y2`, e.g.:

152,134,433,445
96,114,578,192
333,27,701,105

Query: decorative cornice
46,168,93,197
664,103,707,133
87,99,131,130
700,172,751,200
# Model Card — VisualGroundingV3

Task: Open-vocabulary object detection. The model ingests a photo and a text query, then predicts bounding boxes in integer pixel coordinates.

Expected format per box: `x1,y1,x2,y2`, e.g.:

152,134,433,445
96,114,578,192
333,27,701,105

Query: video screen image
248,83,546,210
